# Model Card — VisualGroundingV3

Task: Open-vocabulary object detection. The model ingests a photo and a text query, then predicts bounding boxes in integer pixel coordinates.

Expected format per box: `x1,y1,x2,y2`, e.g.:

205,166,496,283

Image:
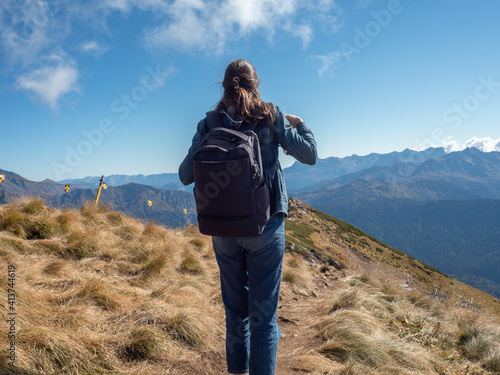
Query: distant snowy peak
416,136,500,154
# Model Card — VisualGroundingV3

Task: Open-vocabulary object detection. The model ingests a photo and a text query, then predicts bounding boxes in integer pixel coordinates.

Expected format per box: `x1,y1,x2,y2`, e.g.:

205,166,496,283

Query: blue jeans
212,214,285,375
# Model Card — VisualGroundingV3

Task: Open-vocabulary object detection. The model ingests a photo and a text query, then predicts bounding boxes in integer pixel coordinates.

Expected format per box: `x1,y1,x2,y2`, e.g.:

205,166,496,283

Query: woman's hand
285,114,303,129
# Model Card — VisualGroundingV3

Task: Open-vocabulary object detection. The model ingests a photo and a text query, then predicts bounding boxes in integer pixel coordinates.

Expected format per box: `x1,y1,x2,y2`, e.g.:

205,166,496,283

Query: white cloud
1,0,343,60
428,137,500,153
0,1,79,110
356,0,373,9
1,0,344,109
314,50,344,76
144,0,221,51
441,139,462,153
464,137,500,152
285,23,313,49
79,40,109,58
0,0,58,66
228,0,296,31
101,0,166,12
17,60,79,110
142,0,341,51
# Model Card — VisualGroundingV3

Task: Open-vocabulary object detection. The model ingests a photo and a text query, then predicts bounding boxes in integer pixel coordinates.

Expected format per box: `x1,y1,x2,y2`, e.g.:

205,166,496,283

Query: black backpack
192,110,270,237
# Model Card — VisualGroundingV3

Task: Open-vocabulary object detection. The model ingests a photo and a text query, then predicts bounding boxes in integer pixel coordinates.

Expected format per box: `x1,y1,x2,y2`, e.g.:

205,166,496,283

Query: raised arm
272,108,317,165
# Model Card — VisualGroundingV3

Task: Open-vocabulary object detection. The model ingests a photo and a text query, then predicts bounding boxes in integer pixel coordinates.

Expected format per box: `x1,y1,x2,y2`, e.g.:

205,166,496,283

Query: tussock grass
18,327,112,374
160,309,206,346
282,253,311,287
292,354,344,373
42,260,67,276
0,202,54,240
0,198,224,374
74,278,121,310
189,238,205,251
0,233,31,254
310,275,500,375
64,231,99,259
141,254,168,279
106,211,124,226
287,255,303,269
484,352,500,372
282,269,300,285
122,327,161,361
315,296,431,373
2,197,500,375
19,197,46,215
323,286,361,312
454,310,500,367
179,254,204,275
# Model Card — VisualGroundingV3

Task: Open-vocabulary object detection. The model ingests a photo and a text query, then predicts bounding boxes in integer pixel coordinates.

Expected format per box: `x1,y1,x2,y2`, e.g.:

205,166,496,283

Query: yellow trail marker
65,185,70,192
148,200,153,207
103,182,107,190
183,209,187,215
94,176,104,208
0,175,4,182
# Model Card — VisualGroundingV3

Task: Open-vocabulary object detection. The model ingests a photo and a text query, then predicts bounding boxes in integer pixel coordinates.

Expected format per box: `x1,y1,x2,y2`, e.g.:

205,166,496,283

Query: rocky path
275,276,342,375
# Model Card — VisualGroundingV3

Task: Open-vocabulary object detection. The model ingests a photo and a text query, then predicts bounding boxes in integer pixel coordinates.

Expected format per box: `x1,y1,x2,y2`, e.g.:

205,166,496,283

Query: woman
179,59,317,375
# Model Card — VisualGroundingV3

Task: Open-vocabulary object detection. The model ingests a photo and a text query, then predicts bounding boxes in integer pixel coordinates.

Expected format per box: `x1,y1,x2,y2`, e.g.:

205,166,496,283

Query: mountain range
289,147,500,298
58,172,187,191
2,146,499,297
0,169,196,228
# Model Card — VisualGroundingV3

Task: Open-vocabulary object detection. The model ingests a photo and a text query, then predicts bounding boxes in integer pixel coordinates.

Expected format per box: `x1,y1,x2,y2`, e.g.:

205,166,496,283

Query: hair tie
232,76,240,89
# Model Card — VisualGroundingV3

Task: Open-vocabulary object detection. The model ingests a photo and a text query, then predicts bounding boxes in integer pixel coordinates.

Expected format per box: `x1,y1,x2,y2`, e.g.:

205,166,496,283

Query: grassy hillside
1,197,499,374
285,198,500,315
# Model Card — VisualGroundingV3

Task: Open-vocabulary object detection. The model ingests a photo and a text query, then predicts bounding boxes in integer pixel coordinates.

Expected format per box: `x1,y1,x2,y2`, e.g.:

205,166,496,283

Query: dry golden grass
309,269,500,375
292,353,344,373
282,253,313,288
0,198,224,375
1,198,500,375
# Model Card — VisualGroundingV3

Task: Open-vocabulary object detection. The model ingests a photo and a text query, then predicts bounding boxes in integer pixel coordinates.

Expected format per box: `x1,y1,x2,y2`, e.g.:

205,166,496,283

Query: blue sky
1,0,500,181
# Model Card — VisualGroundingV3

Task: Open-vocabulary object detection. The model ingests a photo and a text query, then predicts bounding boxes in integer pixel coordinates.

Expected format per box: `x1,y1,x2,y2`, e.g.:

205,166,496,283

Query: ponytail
216,59,276,126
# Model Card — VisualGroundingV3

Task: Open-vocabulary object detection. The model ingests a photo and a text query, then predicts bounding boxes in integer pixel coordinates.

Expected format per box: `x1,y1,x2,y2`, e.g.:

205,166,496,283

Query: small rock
296,289,309,297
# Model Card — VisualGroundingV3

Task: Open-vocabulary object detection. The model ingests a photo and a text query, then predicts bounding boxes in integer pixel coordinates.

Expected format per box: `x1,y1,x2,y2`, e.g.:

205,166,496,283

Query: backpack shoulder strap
205,110,224,130
205,110,262,132
244,119,260,132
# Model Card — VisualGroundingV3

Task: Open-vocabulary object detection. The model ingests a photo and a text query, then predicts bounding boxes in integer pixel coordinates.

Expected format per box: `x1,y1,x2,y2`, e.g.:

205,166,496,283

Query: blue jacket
179,106,317,216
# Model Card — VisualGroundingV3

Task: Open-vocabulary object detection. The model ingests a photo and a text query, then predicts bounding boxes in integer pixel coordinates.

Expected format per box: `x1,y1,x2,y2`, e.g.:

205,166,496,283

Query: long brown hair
216,59,276,126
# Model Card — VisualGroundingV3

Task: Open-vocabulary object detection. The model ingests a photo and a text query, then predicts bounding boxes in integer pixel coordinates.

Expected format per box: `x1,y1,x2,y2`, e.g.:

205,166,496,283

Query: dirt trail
275,276,342,374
